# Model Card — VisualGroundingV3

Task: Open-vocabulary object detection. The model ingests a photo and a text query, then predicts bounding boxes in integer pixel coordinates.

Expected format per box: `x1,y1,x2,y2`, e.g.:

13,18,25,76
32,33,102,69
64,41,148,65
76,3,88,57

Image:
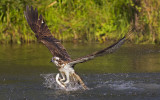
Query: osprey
24,6,133,90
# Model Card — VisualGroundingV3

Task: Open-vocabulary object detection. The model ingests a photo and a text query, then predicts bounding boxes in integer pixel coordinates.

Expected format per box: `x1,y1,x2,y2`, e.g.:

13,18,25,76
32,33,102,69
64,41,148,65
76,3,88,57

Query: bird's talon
60,79,65,82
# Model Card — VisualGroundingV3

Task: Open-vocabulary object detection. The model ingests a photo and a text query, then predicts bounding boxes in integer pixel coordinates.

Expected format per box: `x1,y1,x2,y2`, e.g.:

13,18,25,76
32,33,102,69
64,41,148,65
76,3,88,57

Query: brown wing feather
69,29,133,66
24,6,71,61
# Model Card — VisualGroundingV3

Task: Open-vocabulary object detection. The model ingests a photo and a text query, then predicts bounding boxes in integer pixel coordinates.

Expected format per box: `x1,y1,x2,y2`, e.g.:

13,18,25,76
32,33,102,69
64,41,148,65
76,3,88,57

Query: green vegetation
0,0,160,44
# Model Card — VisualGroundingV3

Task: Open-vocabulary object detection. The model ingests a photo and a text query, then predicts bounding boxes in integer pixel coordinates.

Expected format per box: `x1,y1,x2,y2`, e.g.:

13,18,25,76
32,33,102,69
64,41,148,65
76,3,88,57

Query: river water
0,43,160,100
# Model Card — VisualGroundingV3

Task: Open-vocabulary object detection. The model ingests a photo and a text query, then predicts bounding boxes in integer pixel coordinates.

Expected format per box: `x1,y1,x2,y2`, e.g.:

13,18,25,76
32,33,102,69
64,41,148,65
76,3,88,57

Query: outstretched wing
24,6,71,61
69,30,133,66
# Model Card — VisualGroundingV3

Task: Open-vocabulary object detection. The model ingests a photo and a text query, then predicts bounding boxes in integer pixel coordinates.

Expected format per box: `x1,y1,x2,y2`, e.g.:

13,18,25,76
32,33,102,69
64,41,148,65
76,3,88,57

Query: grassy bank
0,0,160,44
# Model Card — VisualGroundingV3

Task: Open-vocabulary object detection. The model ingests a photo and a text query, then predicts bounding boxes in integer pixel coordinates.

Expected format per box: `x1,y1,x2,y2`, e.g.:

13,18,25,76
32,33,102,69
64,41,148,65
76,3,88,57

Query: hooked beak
50,59,52,63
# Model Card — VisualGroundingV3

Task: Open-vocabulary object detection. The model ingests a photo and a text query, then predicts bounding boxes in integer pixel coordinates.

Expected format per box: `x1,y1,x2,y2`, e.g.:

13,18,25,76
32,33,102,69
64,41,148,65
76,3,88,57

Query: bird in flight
24,6,133,90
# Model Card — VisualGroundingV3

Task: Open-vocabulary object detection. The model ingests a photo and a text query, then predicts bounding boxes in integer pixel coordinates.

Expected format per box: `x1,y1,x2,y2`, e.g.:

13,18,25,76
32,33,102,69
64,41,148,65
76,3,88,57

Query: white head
51,57,60,66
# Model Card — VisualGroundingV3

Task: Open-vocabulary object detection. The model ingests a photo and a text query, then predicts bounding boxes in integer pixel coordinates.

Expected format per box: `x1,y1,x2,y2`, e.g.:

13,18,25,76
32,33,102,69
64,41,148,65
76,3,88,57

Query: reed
0,0,160,44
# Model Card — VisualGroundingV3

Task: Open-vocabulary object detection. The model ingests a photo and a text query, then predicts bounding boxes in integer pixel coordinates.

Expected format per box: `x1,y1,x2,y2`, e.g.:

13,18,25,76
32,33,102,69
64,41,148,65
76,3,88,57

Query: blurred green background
0,0,160,44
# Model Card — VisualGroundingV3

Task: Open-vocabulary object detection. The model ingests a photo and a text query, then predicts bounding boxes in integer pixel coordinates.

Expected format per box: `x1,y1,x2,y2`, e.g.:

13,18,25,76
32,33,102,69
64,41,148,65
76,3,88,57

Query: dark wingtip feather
24,11,26,17
39,14,43,20
26,5,29,10
26,5,30,14
34,8,38,23
31,6,33,12
24,6,72,61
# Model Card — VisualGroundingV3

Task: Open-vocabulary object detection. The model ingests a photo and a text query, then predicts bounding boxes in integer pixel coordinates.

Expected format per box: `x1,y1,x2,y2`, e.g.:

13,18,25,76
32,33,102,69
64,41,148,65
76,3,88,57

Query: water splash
108,81,137,90
40,73,83,91
94,80,138,90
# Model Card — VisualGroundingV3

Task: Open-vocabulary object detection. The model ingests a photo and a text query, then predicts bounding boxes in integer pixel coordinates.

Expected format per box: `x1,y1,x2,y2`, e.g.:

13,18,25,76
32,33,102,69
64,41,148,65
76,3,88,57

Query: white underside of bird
56,64,75,88
52,56,87,89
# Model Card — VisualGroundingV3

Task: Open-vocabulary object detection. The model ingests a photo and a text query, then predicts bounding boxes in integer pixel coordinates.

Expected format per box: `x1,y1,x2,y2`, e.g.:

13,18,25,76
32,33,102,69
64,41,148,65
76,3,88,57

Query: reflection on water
0,43,160,100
